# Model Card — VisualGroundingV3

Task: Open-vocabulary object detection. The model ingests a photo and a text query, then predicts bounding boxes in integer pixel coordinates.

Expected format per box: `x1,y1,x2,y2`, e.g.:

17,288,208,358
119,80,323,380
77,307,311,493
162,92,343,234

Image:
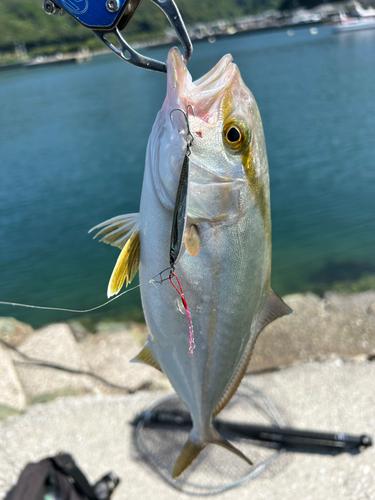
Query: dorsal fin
213,289,292,417
130,343,163,372
89,213,140,249
107,228,140,297
255,289,293,333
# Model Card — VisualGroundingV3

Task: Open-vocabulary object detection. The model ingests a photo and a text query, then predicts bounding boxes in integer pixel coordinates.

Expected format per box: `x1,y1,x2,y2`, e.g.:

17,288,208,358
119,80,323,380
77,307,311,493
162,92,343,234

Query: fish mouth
165,47,236,120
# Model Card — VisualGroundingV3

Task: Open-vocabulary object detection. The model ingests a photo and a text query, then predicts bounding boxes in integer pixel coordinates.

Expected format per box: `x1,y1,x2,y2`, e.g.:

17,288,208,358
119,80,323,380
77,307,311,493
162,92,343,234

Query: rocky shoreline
1,290,374,418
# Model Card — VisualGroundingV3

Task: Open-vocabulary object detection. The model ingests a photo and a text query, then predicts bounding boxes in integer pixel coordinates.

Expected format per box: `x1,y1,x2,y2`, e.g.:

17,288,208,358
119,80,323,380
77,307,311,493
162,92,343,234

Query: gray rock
67,320,90,342
323,290,375,312
94,321,133,334
2,289,374,411
12,323,101,404
251,291,375,372
0,360,374,500
80,330,171,394
0,317,33,347
0,344,26,412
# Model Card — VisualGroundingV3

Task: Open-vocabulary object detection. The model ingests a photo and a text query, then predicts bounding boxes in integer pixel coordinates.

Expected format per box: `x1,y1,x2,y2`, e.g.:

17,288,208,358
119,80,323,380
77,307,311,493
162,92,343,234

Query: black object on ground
133,410,372,452
4,453,120,500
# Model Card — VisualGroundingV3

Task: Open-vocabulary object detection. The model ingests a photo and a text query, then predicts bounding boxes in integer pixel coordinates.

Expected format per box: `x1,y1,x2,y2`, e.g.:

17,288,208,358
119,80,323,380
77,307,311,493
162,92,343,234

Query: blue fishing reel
42,0,193,72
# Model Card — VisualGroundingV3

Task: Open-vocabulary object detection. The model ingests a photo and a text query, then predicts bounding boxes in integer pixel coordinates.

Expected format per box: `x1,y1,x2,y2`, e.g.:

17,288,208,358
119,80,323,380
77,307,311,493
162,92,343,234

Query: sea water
1,25,374,327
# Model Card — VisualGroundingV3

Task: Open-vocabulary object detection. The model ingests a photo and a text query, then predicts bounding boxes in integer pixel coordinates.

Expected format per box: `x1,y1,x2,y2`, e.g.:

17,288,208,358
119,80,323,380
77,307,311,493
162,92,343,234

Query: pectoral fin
89,214,141,297
184,224,200,257
130,343,163,373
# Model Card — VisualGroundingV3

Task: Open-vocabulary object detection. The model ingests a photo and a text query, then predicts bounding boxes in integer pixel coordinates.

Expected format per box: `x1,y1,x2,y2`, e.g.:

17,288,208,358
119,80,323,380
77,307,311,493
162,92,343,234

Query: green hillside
0,0,281,61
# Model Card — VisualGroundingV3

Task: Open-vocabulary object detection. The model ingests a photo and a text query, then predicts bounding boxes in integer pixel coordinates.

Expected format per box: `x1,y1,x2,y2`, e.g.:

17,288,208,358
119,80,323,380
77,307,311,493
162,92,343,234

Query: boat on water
333,1,375,32
333,15,375,32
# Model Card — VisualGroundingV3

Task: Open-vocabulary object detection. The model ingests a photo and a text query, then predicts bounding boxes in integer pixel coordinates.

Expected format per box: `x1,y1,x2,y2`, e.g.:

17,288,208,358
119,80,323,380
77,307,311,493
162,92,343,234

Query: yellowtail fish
90,47,292,477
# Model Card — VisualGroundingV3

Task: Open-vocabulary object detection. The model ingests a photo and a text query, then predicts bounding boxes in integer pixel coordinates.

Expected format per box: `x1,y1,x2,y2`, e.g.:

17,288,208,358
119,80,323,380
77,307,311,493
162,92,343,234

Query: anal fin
130,343,163,373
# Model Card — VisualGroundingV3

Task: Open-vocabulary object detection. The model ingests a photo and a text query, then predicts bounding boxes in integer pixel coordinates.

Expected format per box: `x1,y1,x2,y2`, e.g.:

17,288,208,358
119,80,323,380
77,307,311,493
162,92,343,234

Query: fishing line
2,106,196,347
0,284,140,313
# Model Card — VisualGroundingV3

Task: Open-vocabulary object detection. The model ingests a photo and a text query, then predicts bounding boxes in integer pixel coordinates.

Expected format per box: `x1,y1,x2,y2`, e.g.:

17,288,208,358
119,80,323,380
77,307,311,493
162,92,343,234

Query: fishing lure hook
170,105,195,154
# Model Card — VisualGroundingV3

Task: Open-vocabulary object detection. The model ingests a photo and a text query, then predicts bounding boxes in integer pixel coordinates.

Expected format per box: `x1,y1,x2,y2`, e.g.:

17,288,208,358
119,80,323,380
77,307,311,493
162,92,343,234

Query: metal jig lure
169,105,194,269
168,105,195,355
150,105,195,355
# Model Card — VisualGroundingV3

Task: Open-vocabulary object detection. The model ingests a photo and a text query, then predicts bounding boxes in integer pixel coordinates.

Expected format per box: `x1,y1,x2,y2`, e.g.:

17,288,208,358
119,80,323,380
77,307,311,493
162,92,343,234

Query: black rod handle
214,421,372,449
134,411,372,450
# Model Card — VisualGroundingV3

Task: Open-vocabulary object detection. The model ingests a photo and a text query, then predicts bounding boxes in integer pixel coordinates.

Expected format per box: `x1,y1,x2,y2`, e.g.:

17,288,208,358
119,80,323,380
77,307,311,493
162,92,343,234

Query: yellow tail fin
172,428,253,478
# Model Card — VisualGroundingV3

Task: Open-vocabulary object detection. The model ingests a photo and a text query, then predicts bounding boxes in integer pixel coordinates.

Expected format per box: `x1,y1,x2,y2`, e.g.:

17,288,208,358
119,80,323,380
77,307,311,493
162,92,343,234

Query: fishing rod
133,410,372,452
42,0,193,72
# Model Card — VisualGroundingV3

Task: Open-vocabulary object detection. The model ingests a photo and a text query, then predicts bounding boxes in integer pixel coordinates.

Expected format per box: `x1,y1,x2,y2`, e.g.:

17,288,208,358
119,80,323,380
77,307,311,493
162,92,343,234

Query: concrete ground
1,359,374,500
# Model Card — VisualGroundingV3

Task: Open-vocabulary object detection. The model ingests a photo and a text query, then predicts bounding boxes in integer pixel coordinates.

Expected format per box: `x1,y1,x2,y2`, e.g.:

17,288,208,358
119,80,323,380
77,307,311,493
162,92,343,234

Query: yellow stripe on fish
222,88,270,236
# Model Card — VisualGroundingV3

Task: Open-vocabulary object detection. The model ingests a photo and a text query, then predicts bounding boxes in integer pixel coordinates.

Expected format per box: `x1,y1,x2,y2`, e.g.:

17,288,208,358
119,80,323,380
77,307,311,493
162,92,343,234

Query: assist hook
170,105,194,154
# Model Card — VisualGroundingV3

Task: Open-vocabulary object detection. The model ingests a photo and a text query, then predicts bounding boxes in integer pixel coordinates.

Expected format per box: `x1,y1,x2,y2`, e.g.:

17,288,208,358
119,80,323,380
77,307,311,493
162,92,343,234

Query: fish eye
227,127,241,143
223,118,250,152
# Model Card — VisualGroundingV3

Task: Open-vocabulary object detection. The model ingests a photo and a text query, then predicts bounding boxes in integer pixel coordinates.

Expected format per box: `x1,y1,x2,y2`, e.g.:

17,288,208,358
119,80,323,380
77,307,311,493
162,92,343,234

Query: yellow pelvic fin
107,229,140,298
172,428,253,478
213,289,293,417
184,224,200,257
130,344,163,373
